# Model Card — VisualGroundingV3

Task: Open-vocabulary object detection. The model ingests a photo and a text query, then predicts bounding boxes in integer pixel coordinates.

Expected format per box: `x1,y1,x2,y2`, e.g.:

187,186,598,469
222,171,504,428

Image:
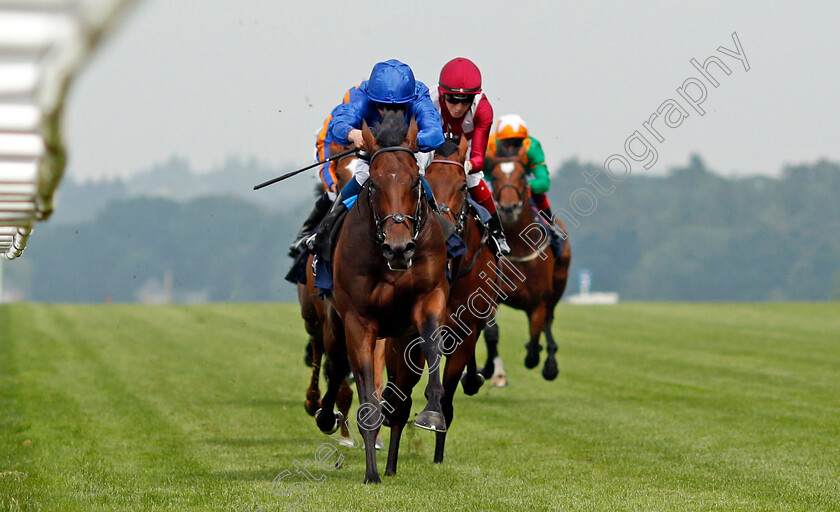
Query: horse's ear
361,120,378,153
403,117,419,152
457,135,469,161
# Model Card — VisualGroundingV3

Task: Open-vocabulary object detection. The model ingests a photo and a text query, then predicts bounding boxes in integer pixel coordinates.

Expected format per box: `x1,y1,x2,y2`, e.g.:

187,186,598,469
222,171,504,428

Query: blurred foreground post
0,0,138,260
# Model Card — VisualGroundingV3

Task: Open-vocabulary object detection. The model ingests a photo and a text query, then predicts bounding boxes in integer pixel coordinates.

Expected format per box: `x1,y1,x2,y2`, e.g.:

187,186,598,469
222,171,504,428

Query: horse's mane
372,110,408,147
435,137,460,157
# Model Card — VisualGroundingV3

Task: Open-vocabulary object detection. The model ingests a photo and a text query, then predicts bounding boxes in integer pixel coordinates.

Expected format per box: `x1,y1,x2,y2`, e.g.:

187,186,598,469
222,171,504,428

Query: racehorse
299,143,357,441
316,112,450,483
419,136,495,464
482,146,571,383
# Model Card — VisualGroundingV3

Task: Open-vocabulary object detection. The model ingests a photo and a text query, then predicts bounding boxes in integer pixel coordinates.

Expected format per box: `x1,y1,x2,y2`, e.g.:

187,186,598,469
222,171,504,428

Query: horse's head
329,142,358,192
425,136,469,232
488,143,529,226
361,111,422,271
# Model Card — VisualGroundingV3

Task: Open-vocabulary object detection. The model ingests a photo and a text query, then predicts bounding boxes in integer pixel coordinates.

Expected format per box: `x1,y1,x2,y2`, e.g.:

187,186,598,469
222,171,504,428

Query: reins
429,158,470,236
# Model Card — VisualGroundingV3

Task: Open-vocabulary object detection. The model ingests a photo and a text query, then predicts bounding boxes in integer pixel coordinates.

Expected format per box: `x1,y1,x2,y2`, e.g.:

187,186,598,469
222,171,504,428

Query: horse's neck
506,193,540,252
463,209,483,254
350,187,379,246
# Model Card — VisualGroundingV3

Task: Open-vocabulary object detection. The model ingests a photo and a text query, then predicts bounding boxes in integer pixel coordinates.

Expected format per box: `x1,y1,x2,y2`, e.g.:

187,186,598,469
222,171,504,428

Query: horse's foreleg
383,337,421,476
411,290,448,433
315,307,347,435
336,377,354,439
479,322,498,379
524,304,546,369
542,304,559,381
434,335,481,464
343,314,382,484
304,341,322,416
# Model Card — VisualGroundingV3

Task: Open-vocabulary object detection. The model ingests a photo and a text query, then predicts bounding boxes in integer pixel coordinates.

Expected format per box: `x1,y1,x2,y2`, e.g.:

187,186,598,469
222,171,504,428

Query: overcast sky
63,0,840,181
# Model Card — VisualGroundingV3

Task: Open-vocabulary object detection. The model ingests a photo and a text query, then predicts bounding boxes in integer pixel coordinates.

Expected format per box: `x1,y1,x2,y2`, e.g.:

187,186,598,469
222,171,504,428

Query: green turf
1,303,839,511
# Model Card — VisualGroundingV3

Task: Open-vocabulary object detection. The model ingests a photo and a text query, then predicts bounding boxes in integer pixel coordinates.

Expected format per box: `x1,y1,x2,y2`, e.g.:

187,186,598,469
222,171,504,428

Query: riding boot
538,206,553,223
288,192,333,257
309,192,349,262
538,206,565,240
486,211,511,256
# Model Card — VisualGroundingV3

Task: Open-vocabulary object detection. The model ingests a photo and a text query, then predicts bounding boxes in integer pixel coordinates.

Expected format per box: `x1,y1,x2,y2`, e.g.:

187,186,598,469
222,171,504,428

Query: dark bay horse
418,136,495,464
482,147,572,383
299,143,357,441
316,112,450,483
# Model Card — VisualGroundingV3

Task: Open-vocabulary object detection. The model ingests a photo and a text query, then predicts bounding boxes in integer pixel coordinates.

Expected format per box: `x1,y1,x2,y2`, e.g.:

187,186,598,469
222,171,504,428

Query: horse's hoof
524,343,542,369
461,371,485,396
478,364,494,379
415,411,447,432
542,358,559,381
490,373,508,387
315,408,343,434
374,436,385,450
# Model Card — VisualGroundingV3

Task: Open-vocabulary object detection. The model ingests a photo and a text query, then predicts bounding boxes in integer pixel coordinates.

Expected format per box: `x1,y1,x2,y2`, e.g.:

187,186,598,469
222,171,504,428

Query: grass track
1,303,839,511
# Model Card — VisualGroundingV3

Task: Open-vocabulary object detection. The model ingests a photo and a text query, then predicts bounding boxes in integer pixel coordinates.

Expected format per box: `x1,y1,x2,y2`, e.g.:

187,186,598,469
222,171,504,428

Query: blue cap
366,59,417,104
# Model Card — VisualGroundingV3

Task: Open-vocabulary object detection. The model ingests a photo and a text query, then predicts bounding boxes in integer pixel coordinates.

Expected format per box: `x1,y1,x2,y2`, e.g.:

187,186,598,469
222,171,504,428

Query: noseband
367,146,426,246
430,158,470,235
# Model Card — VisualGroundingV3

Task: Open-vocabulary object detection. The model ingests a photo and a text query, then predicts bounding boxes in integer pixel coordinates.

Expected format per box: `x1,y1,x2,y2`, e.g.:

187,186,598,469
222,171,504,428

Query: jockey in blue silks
309,59,446,261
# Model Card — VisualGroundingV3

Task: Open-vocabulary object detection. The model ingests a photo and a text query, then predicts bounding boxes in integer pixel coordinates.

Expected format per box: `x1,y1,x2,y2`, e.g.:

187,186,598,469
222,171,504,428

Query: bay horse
299,143,358,442
316,112,450,484
482,146,571,383
417,135,495,464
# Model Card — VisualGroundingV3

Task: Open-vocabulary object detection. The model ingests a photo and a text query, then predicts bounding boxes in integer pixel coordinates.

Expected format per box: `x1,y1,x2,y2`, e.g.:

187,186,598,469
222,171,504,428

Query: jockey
486,114,555,228
309,59,446,261
288,85,361,257
431,57,510,256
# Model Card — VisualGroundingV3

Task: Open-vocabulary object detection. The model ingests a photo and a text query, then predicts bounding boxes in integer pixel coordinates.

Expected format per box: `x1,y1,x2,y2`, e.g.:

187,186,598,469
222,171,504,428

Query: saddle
283,207,349,287
529,201,565,258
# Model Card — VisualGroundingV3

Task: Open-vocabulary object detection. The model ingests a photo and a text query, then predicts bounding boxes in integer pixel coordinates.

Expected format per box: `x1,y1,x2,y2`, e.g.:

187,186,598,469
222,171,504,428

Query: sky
63,0,840,181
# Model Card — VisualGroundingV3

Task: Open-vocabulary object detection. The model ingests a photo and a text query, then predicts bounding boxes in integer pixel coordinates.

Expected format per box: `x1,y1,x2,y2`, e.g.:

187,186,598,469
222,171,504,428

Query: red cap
439,57,482,95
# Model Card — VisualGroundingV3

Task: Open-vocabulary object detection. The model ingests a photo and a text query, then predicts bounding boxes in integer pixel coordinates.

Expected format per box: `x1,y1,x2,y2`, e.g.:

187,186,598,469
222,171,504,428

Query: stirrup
303,232,318,251
490,235,510,256
288,235,309,256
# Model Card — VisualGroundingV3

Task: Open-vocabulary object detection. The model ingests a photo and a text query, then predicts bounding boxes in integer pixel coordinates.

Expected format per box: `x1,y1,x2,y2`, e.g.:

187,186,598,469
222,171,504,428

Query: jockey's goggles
444,94,473,105
374,102,407,112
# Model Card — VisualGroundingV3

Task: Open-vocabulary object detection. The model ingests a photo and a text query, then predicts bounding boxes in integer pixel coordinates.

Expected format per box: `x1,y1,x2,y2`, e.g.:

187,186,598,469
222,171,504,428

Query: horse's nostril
381,244,395,260
404,242,416,258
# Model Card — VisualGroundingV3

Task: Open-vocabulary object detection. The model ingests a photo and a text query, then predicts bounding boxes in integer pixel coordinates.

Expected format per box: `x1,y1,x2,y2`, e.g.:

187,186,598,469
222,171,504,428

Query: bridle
491,157,526,217
429,158,469,235
366,146,426,246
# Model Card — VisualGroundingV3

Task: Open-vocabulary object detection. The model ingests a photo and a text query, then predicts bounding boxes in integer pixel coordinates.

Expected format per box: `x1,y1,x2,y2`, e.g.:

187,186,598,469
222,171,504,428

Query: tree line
5,156,839,302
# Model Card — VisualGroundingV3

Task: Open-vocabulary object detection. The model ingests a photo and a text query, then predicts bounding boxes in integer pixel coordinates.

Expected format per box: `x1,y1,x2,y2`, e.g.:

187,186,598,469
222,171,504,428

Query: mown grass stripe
1,303,839,511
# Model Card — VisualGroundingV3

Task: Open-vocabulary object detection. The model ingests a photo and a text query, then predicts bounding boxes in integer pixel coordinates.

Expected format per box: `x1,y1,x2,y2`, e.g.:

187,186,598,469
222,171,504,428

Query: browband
370,146,416,165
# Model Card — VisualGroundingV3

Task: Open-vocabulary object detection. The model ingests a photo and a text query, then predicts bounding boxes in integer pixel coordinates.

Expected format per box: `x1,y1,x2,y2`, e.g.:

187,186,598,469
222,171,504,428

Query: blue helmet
366,59,417,104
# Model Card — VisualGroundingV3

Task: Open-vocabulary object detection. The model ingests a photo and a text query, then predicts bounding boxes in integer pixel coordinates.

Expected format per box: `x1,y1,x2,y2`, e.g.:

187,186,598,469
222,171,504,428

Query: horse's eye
461,185,468,193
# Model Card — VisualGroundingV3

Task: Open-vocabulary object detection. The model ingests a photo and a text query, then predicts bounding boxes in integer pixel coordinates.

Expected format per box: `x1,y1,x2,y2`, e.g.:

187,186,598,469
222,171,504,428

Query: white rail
0,0,136,260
